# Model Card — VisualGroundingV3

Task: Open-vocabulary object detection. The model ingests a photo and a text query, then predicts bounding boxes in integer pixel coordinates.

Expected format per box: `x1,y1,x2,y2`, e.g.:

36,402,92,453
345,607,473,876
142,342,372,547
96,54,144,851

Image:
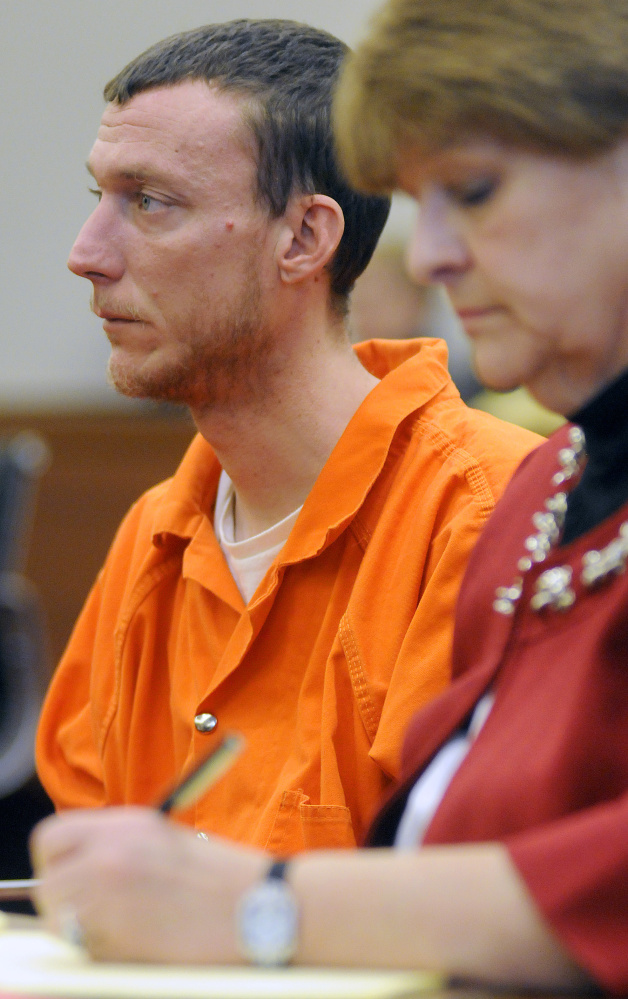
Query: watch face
238,880,298,966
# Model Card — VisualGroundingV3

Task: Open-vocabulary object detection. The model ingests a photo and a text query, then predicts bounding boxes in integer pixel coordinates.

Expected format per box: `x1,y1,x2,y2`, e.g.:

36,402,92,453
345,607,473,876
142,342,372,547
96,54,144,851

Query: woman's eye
453,177,497,207
88,187,102,202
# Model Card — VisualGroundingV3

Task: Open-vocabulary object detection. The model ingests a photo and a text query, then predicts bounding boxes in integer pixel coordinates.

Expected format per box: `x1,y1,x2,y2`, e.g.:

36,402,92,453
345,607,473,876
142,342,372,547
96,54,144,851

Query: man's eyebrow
84,162,164,184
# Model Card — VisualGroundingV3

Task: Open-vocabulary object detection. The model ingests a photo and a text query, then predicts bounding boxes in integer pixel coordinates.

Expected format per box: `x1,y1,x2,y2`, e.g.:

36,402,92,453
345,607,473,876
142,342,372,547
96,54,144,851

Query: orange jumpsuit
36,339,540,853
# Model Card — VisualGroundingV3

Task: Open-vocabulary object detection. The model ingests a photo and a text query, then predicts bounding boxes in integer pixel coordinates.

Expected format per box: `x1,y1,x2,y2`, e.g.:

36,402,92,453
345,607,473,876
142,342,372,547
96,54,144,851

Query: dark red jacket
368,425,628,994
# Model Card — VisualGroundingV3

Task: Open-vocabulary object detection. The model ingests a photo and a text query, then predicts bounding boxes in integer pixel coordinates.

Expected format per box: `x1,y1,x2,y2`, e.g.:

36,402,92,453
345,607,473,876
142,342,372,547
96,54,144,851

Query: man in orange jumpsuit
36,19,540,853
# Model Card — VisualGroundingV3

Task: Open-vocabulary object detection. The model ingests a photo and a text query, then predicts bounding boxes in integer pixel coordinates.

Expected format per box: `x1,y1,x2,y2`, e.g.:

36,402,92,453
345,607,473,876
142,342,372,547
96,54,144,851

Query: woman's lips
455,306,501,331
456,306,498,320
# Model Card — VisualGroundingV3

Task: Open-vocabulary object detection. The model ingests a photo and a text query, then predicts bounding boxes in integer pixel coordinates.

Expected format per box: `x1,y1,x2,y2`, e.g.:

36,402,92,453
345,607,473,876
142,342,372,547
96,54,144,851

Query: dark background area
0,408,196,904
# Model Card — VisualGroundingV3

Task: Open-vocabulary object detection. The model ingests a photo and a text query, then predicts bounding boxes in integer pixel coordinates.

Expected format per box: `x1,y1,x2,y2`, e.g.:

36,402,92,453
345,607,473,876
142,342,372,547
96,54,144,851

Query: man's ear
276,194,345,285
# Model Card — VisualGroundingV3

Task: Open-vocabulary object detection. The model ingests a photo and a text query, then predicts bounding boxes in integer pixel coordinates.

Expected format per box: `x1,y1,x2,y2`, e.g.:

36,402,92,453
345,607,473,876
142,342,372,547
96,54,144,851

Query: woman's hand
31,808,592,990
30,806,268,963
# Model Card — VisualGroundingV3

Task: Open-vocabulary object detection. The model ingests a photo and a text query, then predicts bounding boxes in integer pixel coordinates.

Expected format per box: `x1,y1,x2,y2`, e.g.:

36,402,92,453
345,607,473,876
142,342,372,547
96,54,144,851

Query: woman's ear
277,194,345,285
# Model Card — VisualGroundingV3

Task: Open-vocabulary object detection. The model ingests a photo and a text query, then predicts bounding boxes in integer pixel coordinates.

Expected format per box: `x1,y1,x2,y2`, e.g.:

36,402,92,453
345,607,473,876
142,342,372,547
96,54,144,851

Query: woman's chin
471,363,523,397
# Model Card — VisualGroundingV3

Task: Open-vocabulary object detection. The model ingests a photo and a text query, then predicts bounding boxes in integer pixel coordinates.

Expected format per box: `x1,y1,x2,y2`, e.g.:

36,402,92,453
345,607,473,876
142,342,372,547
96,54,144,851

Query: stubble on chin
106,281,279,412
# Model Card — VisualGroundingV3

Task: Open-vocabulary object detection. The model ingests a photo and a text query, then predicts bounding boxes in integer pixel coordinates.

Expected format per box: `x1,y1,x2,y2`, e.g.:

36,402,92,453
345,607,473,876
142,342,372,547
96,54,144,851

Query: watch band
266,859,290,882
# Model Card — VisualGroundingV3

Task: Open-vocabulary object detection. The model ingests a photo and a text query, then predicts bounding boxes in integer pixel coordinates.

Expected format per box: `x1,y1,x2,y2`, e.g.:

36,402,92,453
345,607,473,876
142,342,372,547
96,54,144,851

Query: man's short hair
104,19,391,316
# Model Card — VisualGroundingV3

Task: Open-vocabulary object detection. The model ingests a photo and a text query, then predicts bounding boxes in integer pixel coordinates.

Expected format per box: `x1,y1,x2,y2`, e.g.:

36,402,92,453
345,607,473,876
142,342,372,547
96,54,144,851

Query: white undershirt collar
214,469,302,603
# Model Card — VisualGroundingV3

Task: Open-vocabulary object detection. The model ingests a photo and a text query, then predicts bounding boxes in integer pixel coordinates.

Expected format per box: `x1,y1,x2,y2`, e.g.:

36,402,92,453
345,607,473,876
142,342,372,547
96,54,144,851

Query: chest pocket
265,789,356,852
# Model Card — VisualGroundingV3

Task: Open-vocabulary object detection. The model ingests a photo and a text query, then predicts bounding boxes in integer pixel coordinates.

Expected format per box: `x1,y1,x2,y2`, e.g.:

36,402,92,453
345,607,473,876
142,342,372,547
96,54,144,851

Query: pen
0,733,245,903
157,731,245,813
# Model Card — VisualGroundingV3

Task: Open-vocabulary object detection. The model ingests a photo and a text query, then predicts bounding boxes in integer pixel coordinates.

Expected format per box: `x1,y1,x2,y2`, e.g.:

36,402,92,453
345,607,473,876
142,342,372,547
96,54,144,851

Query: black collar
562,367,628,545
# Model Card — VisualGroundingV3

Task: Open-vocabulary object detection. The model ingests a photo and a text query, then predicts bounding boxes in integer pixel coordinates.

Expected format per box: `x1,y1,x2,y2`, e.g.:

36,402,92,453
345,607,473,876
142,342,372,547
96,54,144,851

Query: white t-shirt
214,469,302,604
394,692,495,849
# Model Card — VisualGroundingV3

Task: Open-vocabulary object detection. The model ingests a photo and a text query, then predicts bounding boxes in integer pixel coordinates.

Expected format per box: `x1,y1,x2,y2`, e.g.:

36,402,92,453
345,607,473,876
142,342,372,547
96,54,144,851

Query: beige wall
0,0,415,408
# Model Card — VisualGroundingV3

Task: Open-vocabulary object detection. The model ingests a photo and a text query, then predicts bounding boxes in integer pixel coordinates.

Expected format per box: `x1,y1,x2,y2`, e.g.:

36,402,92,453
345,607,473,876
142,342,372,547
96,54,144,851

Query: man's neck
191,333,379,540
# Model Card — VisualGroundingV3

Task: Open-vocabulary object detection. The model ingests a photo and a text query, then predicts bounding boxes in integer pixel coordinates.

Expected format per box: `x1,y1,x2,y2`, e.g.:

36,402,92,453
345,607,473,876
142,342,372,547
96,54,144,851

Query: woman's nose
405,188,470,287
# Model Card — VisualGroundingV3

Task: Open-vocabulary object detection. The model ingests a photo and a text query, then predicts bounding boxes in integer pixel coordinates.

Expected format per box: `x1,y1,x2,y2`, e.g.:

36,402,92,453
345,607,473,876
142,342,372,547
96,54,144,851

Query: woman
31,0,628,991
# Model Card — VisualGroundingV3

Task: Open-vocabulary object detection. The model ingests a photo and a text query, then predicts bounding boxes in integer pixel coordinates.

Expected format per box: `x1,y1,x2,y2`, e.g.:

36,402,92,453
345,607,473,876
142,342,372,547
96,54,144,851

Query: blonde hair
334,0,628,192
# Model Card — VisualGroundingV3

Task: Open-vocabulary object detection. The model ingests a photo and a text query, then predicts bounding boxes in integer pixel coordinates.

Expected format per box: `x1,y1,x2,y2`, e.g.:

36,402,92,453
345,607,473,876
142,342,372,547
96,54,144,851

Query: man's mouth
92,302,143,323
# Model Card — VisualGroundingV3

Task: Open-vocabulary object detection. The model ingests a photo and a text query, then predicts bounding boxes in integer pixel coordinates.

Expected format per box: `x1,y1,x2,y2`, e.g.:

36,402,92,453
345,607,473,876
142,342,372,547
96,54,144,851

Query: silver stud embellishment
493,430,586,617
581,523,628,587
493,579,523,615
530,566,575,612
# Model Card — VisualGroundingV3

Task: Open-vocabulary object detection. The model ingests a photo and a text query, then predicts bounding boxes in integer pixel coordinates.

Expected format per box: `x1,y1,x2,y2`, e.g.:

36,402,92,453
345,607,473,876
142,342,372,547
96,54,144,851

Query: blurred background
0,0,562,890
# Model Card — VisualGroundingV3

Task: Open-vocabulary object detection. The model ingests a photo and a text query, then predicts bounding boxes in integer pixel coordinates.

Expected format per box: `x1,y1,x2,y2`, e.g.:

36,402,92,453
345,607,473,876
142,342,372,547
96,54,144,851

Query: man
35,18,540,853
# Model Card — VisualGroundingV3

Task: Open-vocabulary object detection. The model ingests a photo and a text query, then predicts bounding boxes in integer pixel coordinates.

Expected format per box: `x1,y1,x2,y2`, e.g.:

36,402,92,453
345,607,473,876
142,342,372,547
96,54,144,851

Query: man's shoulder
408,389,543,485
358,336,542,469
426,395,543,454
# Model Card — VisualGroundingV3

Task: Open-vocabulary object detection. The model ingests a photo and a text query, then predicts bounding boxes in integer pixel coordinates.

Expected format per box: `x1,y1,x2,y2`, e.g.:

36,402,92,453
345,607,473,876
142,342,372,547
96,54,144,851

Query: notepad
0,928,442,998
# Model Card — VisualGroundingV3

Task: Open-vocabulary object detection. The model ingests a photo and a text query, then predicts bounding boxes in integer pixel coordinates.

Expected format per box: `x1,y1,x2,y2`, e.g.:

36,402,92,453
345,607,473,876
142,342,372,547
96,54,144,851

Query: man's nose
67,201,124,284
405,189,470,287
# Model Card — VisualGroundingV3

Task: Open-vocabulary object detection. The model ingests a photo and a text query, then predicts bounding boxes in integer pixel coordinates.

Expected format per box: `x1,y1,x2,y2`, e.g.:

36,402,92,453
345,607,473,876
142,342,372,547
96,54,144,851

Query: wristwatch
237,859,299,966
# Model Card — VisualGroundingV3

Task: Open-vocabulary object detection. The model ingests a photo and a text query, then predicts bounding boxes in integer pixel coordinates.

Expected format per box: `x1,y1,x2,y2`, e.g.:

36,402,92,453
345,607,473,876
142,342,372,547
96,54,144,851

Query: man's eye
138,193,163,212
88,187,102,201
